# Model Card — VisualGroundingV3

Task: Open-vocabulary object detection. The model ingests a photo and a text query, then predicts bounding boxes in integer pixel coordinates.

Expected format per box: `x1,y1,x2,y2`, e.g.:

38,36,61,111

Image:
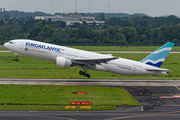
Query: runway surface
1,107,180,120
0,79,180,86
1,79,180,120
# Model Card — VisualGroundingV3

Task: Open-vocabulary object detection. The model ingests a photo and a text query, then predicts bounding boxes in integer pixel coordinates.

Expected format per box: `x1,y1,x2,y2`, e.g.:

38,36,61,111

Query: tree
152,28,161,39
71,22,81,28
17,33,29,39
133,34,140,43
29,26,42,39
172,38,179,43
77,25,88,39
82,21,87,27
117,40,128,46
120,20,134,27
0,20,4,25
173,24,180,40
140,34,147,42
96,13,105,21
5,14,11,21
38,25,54,40
106,17,121,26
100,14,105,21
122,27,137,43
8,19,13,24
107,26,116,39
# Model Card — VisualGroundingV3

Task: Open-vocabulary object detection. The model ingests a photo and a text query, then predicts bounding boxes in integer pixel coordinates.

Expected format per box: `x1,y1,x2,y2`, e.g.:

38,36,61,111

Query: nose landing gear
15,57,19,62
14,53,19,62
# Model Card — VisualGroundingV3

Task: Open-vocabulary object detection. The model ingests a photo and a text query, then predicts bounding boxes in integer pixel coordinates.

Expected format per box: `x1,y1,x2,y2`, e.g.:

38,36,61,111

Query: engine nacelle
56,57,72,68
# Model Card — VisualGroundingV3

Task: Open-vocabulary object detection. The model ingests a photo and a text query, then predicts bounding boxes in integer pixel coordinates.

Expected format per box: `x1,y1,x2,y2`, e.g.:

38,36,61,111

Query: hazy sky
1,0,180,17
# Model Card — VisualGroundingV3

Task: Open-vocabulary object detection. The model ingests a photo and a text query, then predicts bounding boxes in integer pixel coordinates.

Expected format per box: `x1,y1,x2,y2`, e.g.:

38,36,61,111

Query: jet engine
56,57,72,68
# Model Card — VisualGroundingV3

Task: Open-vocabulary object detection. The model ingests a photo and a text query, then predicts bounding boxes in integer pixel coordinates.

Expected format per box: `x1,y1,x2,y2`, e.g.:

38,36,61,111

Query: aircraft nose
4,42,8,48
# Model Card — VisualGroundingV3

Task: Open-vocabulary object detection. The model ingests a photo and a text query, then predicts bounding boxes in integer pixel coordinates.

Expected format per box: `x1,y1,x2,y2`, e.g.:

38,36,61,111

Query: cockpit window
9,42,13,44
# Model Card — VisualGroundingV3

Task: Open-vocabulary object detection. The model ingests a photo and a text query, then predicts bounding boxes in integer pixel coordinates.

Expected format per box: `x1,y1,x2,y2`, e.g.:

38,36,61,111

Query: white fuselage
4,39,168,75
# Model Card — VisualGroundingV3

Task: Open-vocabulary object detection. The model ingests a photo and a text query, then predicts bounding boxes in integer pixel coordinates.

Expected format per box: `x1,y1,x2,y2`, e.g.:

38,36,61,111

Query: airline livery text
25,42,64,52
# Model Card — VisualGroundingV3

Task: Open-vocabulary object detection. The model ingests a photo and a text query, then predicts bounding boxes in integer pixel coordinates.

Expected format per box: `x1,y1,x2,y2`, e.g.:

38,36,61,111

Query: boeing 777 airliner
4,39,174,78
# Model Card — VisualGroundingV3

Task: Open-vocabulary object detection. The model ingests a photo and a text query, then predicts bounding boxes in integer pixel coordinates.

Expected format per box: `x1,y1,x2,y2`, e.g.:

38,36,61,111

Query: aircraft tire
15,58,18,62
79,71,83,75
83,72,87,77
86,74,90,78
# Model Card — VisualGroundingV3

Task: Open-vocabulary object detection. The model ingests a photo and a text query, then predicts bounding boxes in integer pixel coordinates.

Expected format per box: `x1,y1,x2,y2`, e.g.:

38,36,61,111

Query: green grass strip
0,85,139,110
1,46,180,51
0,52,179,79
0,105,116,111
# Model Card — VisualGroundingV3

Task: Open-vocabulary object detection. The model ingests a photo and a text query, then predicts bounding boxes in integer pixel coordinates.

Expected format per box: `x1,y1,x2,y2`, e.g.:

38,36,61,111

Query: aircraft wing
72,57,118,65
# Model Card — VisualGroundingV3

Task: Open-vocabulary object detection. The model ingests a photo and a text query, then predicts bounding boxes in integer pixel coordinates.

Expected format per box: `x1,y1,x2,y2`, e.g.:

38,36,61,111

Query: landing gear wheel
79,65,91,78
83,72,87,77
86,74,90,78
79,71,83,75
15,53,19,62
15,57,18,62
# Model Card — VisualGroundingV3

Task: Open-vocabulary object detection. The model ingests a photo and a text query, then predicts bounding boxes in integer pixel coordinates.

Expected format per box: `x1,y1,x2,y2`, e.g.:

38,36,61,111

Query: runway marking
105,111,180,120
0,114,76,120
164,105,180,106
152,94,180,96
175,85,180,90
106,115,145,120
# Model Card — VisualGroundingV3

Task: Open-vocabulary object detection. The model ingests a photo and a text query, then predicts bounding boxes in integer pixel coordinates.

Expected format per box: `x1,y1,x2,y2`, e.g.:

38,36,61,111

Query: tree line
0,14,180,46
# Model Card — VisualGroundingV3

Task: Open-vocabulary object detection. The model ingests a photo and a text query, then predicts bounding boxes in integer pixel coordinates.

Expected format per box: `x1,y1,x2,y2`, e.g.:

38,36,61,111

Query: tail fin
140,42,175,68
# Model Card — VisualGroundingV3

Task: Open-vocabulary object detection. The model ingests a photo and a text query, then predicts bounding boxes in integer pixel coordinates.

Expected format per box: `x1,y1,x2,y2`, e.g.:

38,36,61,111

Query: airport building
35,14,105,26
0,8,5,22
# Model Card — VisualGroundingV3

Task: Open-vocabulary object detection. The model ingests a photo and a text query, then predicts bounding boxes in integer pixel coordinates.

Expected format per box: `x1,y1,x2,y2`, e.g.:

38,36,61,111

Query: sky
1,0,180,17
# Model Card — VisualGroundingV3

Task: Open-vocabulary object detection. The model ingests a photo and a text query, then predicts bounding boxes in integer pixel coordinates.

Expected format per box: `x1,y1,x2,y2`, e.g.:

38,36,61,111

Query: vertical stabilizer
140,42,175,68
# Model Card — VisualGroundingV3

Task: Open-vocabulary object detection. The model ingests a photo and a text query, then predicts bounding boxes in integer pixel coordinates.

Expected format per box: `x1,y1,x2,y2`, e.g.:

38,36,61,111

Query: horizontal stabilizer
146,68,170,72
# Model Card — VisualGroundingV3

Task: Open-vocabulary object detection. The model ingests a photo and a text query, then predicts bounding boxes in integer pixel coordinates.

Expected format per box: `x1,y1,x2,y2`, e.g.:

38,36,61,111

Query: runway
1,108,180,120
0,79,180,86
1,79,180,120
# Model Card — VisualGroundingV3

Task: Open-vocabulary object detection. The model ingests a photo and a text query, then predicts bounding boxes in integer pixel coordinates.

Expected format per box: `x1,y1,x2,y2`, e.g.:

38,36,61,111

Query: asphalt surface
1,79,180,120
1,108,180,120
0,79,180,86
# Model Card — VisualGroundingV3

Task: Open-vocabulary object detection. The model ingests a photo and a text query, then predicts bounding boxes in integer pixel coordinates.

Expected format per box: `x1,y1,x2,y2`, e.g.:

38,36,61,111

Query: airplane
4,39,174,78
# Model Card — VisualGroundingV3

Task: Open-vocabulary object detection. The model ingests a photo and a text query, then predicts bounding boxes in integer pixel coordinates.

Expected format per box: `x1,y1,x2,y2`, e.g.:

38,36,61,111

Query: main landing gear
79,65,91,78
79,71,91,78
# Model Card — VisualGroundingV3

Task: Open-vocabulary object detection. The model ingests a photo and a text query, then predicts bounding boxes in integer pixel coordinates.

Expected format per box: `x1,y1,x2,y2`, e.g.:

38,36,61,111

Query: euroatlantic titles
25,42,64,52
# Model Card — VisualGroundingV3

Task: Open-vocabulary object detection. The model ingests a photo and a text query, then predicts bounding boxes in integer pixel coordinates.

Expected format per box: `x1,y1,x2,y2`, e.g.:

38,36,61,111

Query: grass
1,45,180,51
68,46,180,51
0,105,116,111
0,85,139,110
0,52,180,79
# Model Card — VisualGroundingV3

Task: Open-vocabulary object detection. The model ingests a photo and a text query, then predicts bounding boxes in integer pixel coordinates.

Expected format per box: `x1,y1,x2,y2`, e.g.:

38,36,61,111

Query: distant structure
75,0,77,13
35,14,105,26
0,8,2,21
0,8,5,22
3,8,5,22
51,0,53,15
